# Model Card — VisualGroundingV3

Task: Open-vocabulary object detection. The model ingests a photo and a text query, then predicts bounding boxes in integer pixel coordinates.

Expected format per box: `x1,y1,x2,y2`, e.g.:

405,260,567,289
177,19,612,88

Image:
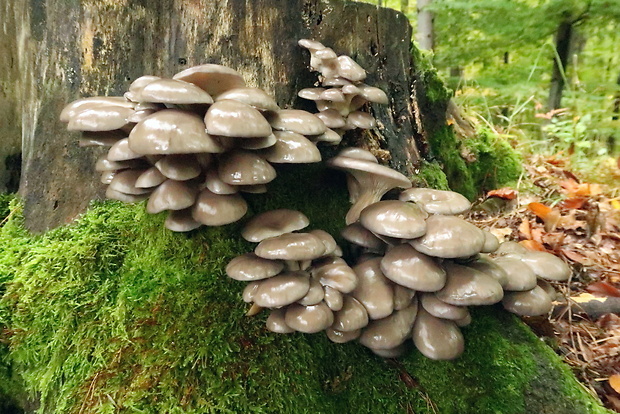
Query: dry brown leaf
560,197,588,210
586,281,620,298
487,188,518,200
519,240,547,251
561,249,594,265
528,202,553,218
610,374,620,394
519,219,532,239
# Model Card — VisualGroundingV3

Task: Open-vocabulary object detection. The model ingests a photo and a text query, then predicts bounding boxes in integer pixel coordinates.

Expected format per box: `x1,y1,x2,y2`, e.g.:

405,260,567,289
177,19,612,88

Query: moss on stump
0,170,610,414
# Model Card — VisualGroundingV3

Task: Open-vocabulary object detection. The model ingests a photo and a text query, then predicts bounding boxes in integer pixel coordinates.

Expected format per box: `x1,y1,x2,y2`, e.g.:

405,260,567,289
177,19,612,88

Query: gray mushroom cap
135,166,166,188
520,251,571,281
311,257,358,293
341,222,386,252
380,244,446,292
108,169,151,195
67,104,134,132
436,262,504,306
345,111,376,129
393,285,417,310
467,257,510,288
399,188,471,215
172,64,246,97
490,256,538,291
308,229,340,257
255,232,326,261
203,168,238,195
191,188,248,226
297,278,325,306
146,179,197,214
266,309,295,334
335,55,367,82
284,302,334,333
261,131,321,164
266,109,327,136
326,328,361,343
351,257,395,320
241,209,310,242
410,215,485,259
205,100,272,138
502,285,553,316
360,200,428,240
331,295,369,332
251,271,311,308
107,138,143,161
412,308,464,360
128,109,225,154
105,187,149,203
323,286,344,311
136,78,214,104
216,87,279,111
420,293,469,321
481,230,500,253
495,241,528,256
359,299,419,350
164,209,202,232
217,150,276,185
60,96,134,123
155,154,202,181
226,253,285,281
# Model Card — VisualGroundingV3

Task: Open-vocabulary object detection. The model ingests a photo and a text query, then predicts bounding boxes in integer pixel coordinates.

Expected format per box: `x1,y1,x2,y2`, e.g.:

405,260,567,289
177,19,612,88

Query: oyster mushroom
399,188,471,215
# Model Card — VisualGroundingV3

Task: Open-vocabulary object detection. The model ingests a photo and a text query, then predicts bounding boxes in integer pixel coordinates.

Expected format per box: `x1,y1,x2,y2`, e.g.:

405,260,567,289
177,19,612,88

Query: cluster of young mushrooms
61,39,571,360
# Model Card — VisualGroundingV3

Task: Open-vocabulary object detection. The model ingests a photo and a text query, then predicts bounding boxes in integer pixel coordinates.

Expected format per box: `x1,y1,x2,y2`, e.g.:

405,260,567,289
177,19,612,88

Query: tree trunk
548,21,573,111
416,0,434,50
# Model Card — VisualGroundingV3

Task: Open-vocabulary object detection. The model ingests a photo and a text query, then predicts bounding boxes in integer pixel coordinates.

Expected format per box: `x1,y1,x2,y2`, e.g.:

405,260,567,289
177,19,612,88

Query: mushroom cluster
298,39,388,135
59,63,344,231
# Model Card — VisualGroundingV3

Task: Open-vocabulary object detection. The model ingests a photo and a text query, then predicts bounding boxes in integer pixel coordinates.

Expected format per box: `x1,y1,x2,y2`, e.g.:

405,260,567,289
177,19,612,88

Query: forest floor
466,153,620,412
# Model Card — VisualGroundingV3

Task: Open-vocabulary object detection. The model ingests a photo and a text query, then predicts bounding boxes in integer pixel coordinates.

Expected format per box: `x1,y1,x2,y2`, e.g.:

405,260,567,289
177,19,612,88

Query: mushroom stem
246,303,264,316
345,190,382,224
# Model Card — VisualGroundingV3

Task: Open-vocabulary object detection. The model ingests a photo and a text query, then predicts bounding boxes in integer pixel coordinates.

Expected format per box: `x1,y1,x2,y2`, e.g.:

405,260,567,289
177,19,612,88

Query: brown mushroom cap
326,328,361,343
136,78,214,104
494,241,528,256
265,109,327,136
146,179,197,214
323,286,344,311
490,256,538,291
520,251,571,281
255,232,326,261
79,130,126,147
164,208,202,232
502,285,553,316
155,154,202,181
316,109,346,129
95,155,145,172
467,257,510,288
399,188,471,215
331,295,369,332
359,299,418,350
298,87,326,101
359,200,428,240
108,169,151,195
203,168,238,195
217,150,276,185
205,100,272,138
251,271,311,308
341,222,386,252
191,188,248,226
393,285,417,310
311,257,358,293
226,253,284,281
380,244,446,291
135,166,167,188
298,278,325,306
308,229,340,257
266,309,295,334
67,104,134,132
105,187,149,203
420,293,469,321
410,215,485,259
241,209,310,242
128,109,225,154
411,308,464,360
351,257,395,320
357,84,389,104
261,131,321,164
172,64,246,97
107,138,143,161
215,87,279,111
335,55,367,82
436,262,504,306
345,111,376,129
284,302,334,333
60,96,134,123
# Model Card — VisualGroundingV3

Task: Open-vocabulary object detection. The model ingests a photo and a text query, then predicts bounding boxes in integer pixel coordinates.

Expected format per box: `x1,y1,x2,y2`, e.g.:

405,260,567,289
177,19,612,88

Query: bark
548,21,573,111
416,0,434,50
1,0,426,233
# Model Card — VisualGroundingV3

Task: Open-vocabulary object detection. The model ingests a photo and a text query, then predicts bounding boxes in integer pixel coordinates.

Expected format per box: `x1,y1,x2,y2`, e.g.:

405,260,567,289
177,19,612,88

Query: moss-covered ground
0,167,611,413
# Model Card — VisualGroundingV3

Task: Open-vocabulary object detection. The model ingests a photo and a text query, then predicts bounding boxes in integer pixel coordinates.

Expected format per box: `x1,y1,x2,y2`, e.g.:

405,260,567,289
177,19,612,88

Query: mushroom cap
323,286,344,311
105,187,149,203
351,257,395,320
409,215,485,259
311,257,358,293
67,104,134,131
135,166,166,188
284,302,334,333
345,111,376,129
520,251,571,281
298,38,326,50
495,241,528,256
136,78,214,104
146,179,197,214
298,87,325,101
297,278,325,306
107,138,143,161
265,109,327,135
79,130,126,147
380,244,446,291
203,168,238,195
252,271,311,308
341,222,386,252
326,328,361,343
308,229,340,257
261,131,321,164
393,285,417,310
502,285,553,316
308,128,342,145
337,147,378,163
100,171,116,185
399,188,471,215
467,257,510,288
255,232,326,261
481,230,500,253
490,256,538,291
128,109,224,154
95,155,145,172
216,87,279,111
420,293,469,320
368,343,410,358
226,253,284,281
266,309,295,334
359,200,428,239
191,188,248,226
155,154,202,181
319,88,346,102
331,295,369,332
125,75,161,101
359,299,419,350
164,208,203,232
60,96,134,123
217,150,276,185
357,84,389,104
241,209,310,242
108,169,151,195
204,100,272,138
437,262,504,306
172,64,246,97
411,308,464,360
235,133,277,150
335,55,367,82
316,109,346,129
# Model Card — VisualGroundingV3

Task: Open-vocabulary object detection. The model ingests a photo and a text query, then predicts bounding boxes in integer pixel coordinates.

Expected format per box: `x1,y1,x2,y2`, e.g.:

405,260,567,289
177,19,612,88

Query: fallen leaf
519,219,532,239
560,197,587,210
528,202,553,219
519,240,547,251
561,249,593,265
586,281,620,298
610,374,620,394
487,188,518,200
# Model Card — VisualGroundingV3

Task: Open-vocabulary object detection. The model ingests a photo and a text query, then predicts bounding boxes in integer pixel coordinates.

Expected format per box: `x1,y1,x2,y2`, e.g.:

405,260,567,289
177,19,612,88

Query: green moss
0,193,12,223
0,170,610,413
413,160,451,190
